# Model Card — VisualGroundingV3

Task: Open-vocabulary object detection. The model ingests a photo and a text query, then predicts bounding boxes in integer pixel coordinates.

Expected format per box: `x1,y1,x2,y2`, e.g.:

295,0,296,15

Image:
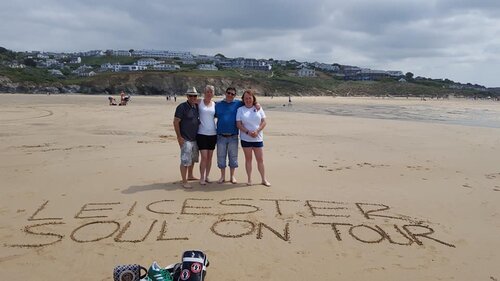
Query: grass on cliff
0,66,57,83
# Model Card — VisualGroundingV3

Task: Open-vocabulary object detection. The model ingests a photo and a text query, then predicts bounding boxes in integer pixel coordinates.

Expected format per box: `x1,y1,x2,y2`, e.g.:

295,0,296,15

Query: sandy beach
1,94,499,281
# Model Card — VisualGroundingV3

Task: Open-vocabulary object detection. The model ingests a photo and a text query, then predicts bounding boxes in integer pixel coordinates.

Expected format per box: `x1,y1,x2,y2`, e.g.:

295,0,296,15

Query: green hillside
0,46,498,97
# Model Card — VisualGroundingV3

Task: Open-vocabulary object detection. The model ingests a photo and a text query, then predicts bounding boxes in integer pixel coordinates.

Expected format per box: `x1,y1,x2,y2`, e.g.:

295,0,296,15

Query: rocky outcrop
0,76,82,94
0,75,19,93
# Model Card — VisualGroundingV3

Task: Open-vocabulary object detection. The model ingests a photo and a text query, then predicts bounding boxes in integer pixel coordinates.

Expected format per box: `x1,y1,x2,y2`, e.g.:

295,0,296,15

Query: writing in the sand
4,198,455,249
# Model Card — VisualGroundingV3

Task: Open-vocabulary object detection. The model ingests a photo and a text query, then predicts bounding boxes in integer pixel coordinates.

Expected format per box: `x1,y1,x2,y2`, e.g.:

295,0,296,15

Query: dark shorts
241,140,264,148
197,134,217,150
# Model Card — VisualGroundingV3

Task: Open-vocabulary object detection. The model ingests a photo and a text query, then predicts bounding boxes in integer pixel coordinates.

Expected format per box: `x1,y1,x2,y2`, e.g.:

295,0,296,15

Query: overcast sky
1,0,499,87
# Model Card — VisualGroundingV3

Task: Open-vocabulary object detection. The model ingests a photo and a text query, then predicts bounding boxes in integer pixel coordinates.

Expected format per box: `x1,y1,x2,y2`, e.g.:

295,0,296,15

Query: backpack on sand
167,250,209,281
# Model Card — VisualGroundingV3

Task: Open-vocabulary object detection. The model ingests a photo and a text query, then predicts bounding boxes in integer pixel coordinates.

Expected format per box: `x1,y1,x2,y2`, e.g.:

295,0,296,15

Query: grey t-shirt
174,101,199,141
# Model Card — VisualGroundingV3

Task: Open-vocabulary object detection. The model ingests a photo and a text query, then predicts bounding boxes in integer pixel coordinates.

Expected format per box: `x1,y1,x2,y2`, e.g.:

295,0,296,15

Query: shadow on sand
122,181,251,194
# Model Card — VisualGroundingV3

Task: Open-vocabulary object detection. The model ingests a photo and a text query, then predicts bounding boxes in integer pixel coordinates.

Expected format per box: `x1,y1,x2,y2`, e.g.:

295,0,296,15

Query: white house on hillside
387,70,404,77
197,64,218,71
133,50,193,59
113,65,147,72
137,58,162,66
70,57,82,64
297,67,316,77
152,64,180,71
112,50,132,56
79,71,96,77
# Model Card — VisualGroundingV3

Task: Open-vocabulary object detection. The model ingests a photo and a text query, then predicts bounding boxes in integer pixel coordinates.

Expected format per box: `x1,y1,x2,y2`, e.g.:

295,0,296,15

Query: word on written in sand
5,198,455,249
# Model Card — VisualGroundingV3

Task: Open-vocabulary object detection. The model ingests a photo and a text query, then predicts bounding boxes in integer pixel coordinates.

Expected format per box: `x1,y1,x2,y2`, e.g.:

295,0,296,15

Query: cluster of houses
8,48,407,81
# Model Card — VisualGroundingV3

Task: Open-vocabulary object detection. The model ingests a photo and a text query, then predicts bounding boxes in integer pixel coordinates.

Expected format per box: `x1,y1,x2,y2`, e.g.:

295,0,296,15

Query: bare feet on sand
262,181,271,187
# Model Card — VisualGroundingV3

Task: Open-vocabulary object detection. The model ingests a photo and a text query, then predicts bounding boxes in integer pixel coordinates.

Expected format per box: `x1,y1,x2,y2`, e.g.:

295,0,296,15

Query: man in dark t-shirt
173,87,200,188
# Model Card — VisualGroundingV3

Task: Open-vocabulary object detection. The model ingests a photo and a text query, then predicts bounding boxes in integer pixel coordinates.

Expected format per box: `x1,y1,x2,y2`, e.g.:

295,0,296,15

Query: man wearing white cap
173,87,200,188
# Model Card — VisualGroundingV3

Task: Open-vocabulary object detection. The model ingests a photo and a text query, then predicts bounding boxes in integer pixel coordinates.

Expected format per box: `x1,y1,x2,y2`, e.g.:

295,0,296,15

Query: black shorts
196,134,217,150
241,140,264,148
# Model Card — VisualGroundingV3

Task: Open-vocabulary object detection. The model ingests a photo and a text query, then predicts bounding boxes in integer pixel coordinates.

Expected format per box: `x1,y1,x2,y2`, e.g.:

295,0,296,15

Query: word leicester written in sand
5,198,455,249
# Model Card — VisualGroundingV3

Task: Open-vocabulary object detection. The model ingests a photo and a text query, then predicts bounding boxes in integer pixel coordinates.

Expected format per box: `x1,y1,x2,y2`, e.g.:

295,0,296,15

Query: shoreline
2,93,499,128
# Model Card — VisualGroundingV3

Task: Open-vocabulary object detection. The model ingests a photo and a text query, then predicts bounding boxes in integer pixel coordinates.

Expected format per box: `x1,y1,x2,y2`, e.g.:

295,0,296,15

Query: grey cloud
0,0,499,86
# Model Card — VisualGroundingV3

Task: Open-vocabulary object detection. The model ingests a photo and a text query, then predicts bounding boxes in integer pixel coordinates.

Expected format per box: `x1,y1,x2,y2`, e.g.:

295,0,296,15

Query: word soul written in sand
5,198,455,249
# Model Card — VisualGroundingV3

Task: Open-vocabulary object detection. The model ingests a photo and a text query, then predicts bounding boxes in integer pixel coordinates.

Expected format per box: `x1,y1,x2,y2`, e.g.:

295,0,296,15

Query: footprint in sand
356,162,390,168
406,165,430,171
159,134,176,140
138,134,177,144
485,172,500,180
319,162,390,172
39,145,106,152
138,140,166,144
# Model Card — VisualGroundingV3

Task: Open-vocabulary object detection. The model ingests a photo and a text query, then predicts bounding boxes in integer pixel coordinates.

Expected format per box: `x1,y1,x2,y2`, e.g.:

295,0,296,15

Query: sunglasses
226,92,236,96
187,95,198,97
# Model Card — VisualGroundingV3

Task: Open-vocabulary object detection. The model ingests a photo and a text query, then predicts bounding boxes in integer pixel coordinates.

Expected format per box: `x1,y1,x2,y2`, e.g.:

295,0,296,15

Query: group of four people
173,85,271,188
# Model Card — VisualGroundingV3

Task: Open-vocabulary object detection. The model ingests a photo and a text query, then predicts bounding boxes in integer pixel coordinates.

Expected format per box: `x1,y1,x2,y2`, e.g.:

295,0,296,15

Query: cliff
0,72,494,97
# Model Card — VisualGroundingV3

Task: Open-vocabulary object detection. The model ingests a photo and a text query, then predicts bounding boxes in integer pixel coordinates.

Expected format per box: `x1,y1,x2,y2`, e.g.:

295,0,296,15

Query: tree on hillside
24,58,37,67
215,53,226,59
405,72,414,80
0,46,16,60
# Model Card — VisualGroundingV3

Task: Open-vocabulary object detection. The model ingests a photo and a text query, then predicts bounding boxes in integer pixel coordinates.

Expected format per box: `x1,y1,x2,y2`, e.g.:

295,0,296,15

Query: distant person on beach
236,90,271,187
173,87,200,188
108,96,117,106
118,91,130,106
196,85,217,185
